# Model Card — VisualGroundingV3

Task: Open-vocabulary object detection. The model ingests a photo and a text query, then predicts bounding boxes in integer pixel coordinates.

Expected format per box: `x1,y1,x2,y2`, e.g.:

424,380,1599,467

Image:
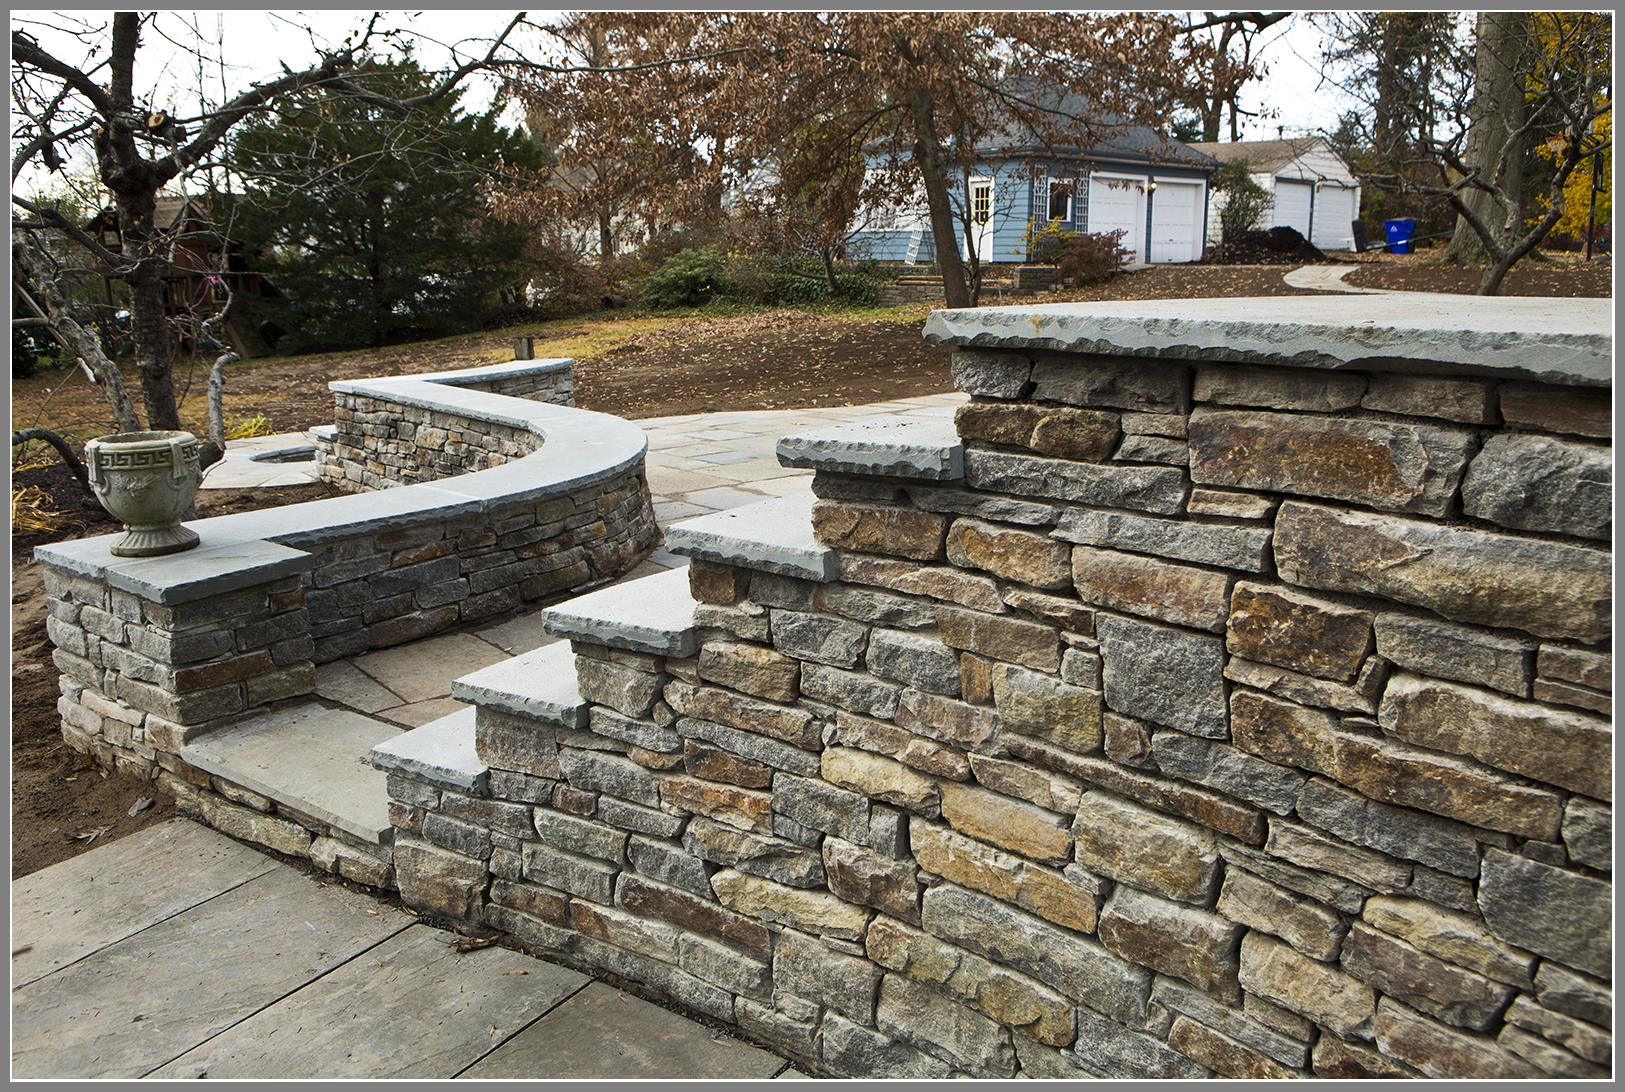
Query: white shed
1189,137,1363,252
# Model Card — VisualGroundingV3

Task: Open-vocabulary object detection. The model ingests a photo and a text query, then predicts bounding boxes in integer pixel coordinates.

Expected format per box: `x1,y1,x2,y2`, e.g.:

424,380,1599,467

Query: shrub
1212,159,1273,245
1024,219,1080,264
634,247,736,309
1056,230,1132,286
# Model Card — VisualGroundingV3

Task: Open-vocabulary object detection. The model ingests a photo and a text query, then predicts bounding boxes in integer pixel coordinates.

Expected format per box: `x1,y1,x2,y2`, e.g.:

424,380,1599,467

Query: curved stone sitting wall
35,358,659,879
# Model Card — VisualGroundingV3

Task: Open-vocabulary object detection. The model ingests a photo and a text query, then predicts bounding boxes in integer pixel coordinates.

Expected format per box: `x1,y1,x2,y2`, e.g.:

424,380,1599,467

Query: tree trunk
109,178,184,431
598,206,614,261
14,230,144,434
1443,12,1531,264
907,86,973,309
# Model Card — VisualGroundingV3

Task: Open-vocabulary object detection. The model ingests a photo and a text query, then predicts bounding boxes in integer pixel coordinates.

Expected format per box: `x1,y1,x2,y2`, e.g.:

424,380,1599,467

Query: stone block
1273,502,1611,643
1239,931,1375,1040
1264,817,1411,895
799,663,902,719
1189,407,1473,517
1055,509,1272,572
776,927,883,1025
1227,582,1373,682
1166,1016,1300,1079
1374,613,1533,697
1151,732,1305,816
677,932,772,1001
1072,792,1220,906
1068,1006,1209,1079
1561,796,1611,871
818,1011,953,1079
1097,614,1227,738
1296,777,1482,879
659,773,773,833
1102,712,1155,769
1535,963,1612,1029
1225,654,1387,715
1113,433,1188,464
1342,921,1515,1030
1533,677,1611,715
954,400,1053,445
865,628,960,696
774,772,870,845
693,603,771,643
821,746,940,815
828,712,971,781
964,450,1187,515
1498,1023,1610,1078
1186,487,1276,519
945,518,1071,590
1379,672,1611,801
1503,994,1611,1066
476,707,562,780
1462,434,1610,539
1374,998,1543,1079
1217,866,1346,962
688,559,751,604
596,795,685,838
675,716,819,778
1099,887,1244,1000
393,835,488,924
575,656,666,718
867,917,1074,1047
198,795,313,859
811,501,947,561
569,897,682,960
967,753,1082,814
626,834,713,897
769,610,869,669
1310,1033,1423,1079
906,485,1059,527
1152,978,1311,1070
1477,848,1611,979
533,809,628,864
1008,737,1265,844
911,819,1102,934
1498,381,1611,438
1194,363,1366,411
1029,351,1190,414
558,747,660,807
696,642,799,702
875,973,1017,1077
938,779,1071,865
616,873,773,960
587,707,679,754
934,607,1060,672
893,690,999,752
680,738,771,789
711,868,871,941
489,878,570,924
991,663,1101,754
816,583,938,629
838,554,1004,612
521,841,618,903
950,350,1033,398
664,680,820,749
682,816,823,887
1003,589,1096,635
1538,644,1611,691
823,837,921,923
1360,372,1495,423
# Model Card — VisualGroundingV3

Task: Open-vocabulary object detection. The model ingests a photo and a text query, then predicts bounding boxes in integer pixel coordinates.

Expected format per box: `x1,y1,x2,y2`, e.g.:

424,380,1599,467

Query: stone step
540,566,699,657
451,641,588,727
664,493,838,583
776,417,963,480
181,701,404,843
370,705,487,795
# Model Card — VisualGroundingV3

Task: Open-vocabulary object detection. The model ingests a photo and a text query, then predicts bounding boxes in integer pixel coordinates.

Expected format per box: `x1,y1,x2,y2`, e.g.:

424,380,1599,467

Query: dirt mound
1209,227,1327,266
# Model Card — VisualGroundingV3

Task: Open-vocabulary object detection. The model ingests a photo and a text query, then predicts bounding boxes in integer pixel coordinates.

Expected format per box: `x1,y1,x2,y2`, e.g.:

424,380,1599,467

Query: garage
1148,180,1202,263
1273,180,1314,239
1310,184,1359,251
1087,175,1144,262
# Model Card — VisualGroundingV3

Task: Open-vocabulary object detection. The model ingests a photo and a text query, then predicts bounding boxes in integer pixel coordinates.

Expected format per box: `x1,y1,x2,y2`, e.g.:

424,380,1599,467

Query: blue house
850,110,1219,268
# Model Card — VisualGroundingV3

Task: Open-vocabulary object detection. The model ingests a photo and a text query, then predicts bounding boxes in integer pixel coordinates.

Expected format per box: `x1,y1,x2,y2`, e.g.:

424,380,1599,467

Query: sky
10,10,1359,195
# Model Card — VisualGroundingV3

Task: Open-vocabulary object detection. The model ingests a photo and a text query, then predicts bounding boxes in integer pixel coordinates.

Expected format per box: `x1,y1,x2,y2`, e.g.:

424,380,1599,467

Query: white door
1273,180,1313,237
1087,175,1144,262
1310,184,1359,251
967,178,995,263
1148,180,1201,263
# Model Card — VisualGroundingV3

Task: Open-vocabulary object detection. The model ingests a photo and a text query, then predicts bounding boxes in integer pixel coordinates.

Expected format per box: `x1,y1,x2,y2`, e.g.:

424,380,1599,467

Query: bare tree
1319,11,1612,294
502,13,1215,309
11,11,527,431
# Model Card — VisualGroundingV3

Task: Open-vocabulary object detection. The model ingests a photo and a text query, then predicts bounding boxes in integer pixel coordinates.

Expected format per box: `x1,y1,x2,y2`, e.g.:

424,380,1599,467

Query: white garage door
1087,175,1143,262
1311,185,1359,251
1148,181,1201,263
1273,180,1313,237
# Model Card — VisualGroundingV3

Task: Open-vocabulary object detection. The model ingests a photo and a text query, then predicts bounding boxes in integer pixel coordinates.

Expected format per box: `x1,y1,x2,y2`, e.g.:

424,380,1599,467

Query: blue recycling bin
1383,219,1417,254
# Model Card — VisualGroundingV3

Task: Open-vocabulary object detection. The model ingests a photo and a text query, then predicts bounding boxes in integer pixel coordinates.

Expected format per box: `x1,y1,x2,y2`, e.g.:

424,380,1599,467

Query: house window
971,182,993,226
1048,180,1074,222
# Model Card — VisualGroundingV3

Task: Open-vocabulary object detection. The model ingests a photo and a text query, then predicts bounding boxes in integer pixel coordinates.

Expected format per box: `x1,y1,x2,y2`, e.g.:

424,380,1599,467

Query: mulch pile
1207,227,1327,266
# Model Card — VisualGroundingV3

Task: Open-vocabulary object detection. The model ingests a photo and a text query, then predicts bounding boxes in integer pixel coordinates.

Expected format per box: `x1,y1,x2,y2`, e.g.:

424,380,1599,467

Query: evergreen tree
229,58,545,346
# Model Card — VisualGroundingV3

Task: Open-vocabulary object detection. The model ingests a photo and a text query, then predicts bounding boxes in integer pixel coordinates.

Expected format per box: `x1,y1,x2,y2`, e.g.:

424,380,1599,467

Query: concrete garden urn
85,430,203,557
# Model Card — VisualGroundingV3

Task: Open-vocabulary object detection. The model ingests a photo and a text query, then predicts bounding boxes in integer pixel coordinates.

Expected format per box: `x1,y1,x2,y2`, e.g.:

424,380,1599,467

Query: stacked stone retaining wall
381,299,1611,1079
